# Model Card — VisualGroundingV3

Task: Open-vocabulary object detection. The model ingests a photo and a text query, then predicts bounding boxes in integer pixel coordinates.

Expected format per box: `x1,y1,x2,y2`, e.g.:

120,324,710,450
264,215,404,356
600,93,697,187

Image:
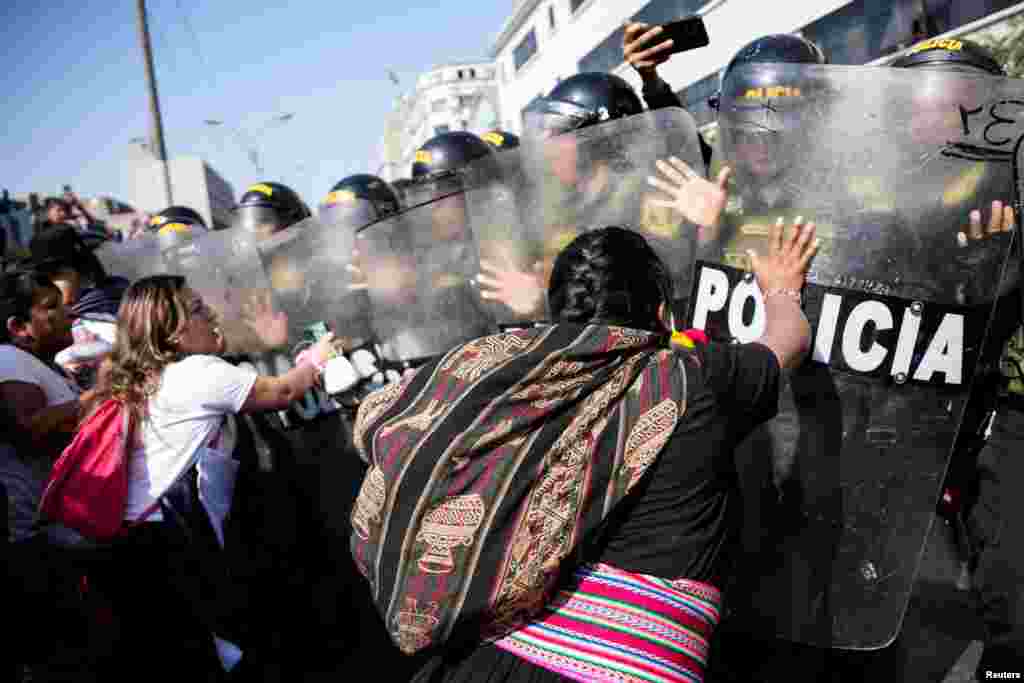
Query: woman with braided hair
353,221,818,683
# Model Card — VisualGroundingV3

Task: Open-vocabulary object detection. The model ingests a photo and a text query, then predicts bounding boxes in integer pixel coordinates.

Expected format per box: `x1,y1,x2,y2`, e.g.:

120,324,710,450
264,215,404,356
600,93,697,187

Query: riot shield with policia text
355,192,495,365
464,107,705,327
688,63,1020,650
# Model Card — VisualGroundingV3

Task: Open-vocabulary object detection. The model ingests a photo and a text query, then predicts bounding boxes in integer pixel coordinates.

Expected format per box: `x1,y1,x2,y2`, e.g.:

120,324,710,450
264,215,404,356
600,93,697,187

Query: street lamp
203,113,295,175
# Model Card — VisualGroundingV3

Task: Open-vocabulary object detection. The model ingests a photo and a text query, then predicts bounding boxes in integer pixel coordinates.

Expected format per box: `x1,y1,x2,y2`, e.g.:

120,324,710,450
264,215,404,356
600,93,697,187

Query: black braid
548,227,672,331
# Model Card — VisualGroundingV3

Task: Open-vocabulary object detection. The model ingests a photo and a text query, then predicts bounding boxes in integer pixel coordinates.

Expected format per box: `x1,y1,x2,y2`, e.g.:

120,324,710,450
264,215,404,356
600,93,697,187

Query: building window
469,68,476,78
434,124,450,136
457,95,475,108
549,5,557,30
570,0,586,13
802,0,1018,66
578,0,704,74
432,99,447,113
514,29,538,72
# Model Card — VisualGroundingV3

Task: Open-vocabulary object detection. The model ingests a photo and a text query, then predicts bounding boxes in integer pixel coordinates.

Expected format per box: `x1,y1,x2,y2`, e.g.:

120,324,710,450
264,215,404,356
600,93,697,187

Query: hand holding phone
659,16,709,55
623,16,709,76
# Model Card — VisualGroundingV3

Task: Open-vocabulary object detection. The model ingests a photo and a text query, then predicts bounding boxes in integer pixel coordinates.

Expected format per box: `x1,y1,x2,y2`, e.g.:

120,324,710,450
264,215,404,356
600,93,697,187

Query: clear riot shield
355,192,495,364
160,229,283,356
688,63,1020,649
94,235,164,283
256,216,376,349
464,108,704,326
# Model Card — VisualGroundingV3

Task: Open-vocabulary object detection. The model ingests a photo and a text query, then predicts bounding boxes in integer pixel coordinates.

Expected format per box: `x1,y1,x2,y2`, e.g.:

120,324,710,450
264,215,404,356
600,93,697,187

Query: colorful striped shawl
493,562,722,683
351,324,699,654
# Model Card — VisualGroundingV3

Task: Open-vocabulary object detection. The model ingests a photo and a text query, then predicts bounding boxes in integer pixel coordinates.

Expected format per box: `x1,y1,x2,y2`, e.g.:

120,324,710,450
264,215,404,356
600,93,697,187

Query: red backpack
39,399,135,542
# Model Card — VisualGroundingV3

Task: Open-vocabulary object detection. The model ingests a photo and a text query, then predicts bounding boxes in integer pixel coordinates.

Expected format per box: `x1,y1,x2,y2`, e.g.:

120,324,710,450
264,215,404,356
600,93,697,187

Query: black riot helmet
411,131,494,178
890,37,1005,76
408,132,497,204
481,130,520,151
319,174,402,230
233,181,311,238
148,205,208,254
148,205,207,232
713,34,828,183
524,73,644,139
711,34,827,110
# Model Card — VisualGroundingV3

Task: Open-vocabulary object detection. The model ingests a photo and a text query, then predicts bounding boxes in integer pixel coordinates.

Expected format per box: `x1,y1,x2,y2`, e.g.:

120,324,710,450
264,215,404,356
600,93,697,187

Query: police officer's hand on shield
646,156,732,238
959,199,1015,247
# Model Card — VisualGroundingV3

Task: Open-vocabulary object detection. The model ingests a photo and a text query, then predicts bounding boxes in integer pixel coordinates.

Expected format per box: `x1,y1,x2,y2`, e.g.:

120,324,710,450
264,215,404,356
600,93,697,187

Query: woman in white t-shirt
94,273,335,678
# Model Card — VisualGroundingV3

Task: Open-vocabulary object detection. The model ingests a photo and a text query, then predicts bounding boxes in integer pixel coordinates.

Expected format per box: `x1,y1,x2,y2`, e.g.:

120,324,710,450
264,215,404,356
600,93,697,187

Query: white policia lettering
691,265,964,385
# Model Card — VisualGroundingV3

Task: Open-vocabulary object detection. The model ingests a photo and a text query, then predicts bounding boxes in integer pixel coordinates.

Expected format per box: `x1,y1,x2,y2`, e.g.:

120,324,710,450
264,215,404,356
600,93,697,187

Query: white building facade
126,156,236,231
379,62,503,182
492,0,1024,134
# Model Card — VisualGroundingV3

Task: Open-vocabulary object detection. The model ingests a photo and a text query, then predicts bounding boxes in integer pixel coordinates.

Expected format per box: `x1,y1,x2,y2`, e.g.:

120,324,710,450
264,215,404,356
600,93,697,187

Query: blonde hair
104,275,192,415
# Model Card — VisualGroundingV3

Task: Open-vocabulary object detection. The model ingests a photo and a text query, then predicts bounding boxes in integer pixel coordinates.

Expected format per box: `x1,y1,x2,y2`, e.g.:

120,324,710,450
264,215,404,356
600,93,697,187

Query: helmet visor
233,206,288,238
523,99,599,140
319,198,379,231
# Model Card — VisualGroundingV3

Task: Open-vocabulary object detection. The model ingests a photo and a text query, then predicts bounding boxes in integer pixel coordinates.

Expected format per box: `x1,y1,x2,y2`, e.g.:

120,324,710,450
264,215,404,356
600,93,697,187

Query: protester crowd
2,27,1022,683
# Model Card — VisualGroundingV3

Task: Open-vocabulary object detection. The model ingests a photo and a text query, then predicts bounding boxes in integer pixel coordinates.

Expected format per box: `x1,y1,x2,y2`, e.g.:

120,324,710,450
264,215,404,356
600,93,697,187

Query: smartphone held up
658,15,709,56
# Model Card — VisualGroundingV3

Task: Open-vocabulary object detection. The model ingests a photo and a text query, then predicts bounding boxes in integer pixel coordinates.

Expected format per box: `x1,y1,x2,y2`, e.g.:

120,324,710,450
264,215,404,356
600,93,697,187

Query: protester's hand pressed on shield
240,290,289,349
477,244,546,318
749,216,819,370
749,216,818,295
646,156,732,237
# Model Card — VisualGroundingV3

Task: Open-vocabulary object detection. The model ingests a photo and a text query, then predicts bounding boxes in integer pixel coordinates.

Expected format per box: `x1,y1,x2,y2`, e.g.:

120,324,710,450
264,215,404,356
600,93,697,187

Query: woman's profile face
172,287,225,356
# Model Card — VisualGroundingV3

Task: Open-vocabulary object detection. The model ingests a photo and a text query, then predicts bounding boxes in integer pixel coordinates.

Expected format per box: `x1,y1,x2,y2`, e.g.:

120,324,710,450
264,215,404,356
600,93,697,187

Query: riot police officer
232,181,311,239
479,72,678,321
357,132,496,365
892,38,1023,676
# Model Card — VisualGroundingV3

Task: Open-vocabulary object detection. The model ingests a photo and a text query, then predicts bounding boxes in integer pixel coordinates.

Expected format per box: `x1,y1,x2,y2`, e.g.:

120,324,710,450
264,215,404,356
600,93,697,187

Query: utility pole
136,0,173,207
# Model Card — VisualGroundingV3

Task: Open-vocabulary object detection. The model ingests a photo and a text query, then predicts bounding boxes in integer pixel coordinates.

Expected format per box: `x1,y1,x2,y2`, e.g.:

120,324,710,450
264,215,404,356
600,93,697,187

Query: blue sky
1,0,512,208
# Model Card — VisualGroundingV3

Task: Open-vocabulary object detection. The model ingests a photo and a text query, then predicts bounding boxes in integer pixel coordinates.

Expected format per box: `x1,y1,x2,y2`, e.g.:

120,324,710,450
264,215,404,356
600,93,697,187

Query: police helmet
411,132,495,178
524,73,643,139
890,38,1005,76
481,130,521,151
712,34,827,109
407,131,498,204
319,174,402,230
233,181,311,238
149,205,207,232
149,205,208,253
